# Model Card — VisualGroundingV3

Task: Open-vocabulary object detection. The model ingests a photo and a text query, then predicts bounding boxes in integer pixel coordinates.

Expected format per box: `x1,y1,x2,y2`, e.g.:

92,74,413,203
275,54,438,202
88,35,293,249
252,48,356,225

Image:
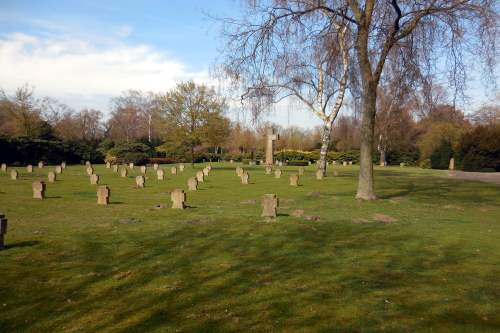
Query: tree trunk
318,122,332,175
190,145,195,167
356,83,377,200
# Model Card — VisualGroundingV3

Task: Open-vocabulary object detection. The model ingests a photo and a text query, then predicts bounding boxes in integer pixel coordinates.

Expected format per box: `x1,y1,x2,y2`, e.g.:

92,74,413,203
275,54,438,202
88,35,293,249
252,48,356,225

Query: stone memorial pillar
265,128,279,166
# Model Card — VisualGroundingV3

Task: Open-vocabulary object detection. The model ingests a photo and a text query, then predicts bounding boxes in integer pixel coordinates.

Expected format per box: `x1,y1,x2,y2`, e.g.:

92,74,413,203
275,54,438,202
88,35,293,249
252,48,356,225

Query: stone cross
10,170,18,180
0,213,7,250
316,169,324,180
157,169,165,180
129,162,134,169
171,166,177,175
97,186,110,205
449,158,455,170
153,163,159,170
120,168,128,177
136,175,145,188
241,171,249,184
32,181,46,199
236,166,244,177
90,174,99,185
55,165,62,174
274,169,282,178
298,167,304,175
265,166,272,175
179,164,185,172
61,161,66,169
27,165,33,173
261,194,279,219
113,165,118,173
188,177,198,191
86,166,94,176
106,162,111,168
1,163,7,172
196,170,204,182
38,161,44,169
265,128,279,166
289,174,299,186
48,171,56,183
202,167,209,177
140,165,147,174
171,189,186,209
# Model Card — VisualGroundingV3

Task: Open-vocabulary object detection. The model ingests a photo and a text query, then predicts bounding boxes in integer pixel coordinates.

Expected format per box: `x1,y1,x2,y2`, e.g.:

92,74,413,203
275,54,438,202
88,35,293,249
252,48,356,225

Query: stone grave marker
136,175,145,188
265,166,272,175
349,161,353,165
140,165,147,174
316,169,324,180
400,162,406,167
38,161,44,169
171,166,177,175
97,186,110,205
120,168,128,178
171,189,186,209
112,165,118,173
179,164,185,172
274,169,282,178
241,171,249,184
230,159,234,164
298,167,304,175
153,163,159,170
55,165,62,174
290,174,299,186
1,163,6,172
157,169,165,180
106,162,111,168
308,161,312,166
265,128,279,165
202,167,209,177
0,213,7,250
236,166,244,177
261,194,278,219
129,162,134,169
86,166,94,176
32,181,46,199
48,171,56,183
332,160,337,165
61,161,66,169
90,174,99,185
85,161,91,167
196,170,204,182
27,165,33,173
342,161,347,166
10,170,18,180
188,177,198,191
449,158,455,170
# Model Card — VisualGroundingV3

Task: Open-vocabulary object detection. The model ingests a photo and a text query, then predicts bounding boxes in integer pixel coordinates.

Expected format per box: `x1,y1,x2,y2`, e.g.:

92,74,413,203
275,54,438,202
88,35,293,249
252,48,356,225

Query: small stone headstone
400,162,406,167
0,213,7,250
308,161,312,166
342,161,347,166
236,166,243,177
449,158,455,170
120,168,128,177
61,161,66,169
86,166,94,176
171,189,186,209
298,167,304,175
135,175,145,188
27,165,33,173
179,164,185,172
171,166,177,175
274,169,282,178
85,161,91,167
230,159,234,164
90,174,99,185
55,165,62,174
332,160,337,165
157,169,165,180
10,170,18,180
48,171,56,183
188,177,198,191
129,162,134,169
290,174,299,186
241,171,249,184
1,163,6,172
32,181,46,199
349,161,353,165
278,161,283,167
38,161,44,168
106,162,111,168
265,166,272,175
140,165,147,174
97,186,110,205
153,163,159,170
202,167,209,177
196,171,204,182
261,194,278,219
112,165,118,172
316,169,324,180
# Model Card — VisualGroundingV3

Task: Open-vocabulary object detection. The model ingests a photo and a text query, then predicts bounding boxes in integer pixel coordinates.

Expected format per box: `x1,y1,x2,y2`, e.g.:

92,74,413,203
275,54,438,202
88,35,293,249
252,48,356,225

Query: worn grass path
0,163,499,332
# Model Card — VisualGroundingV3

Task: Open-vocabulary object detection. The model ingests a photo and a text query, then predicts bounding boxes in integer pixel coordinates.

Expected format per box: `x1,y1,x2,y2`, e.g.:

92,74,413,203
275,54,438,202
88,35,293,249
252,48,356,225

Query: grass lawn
0,163,499,332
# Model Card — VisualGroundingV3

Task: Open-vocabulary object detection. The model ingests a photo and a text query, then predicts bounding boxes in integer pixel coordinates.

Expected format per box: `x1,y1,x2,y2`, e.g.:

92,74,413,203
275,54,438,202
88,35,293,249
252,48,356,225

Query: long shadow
3,240,40,250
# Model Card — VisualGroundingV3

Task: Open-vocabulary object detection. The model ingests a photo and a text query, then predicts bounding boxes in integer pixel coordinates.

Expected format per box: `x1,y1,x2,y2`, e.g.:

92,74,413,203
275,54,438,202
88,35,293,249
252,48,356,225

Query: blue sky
0,1,496,128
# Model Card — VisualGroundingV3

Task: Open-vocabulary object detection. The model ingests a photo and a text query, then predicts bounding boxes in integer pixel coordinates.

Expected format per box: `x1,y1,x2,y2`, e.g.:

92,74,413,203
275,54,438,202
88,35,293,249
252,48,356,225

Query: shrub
106,142,153,164
458,125,500,172
418,159,432,169
327,150,360,163
287,160,309,166
430,140,453,169
148,157,177,165
386,150,419,166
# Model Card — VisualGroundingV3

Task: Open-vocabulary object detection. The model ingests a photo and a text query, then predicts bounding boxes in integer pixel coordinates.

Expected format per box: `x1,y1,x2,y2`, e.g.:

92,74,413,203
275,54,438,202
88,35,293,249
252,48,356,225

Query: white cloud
0,32,211,112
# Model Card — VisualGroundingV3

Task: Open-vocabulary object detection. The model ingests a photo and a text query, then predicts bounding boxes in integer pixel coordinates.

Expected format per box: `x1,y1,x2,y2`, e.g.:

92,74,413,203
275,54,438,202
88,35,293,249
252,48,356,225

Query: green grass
0,163,499,332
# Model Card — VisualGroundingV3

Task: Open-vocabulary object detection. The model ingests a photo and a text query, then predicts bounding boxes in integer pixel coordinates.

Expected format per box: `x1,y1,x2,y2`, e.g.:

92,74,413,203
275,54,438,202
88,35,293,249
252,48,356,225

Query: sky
0,0,497,128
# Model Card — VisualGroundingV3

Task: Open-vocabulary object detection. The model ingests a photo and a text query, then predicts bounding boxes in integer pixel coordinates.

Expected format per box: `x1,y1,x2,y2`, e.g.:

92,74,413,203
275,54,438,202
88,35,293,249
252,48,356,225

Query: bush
106,142,153,164
386,150,419,166
287,160,309,166
418,159,432,169
458,125,500,172
327,150,360,163
148,157,177,165
430,140,453,170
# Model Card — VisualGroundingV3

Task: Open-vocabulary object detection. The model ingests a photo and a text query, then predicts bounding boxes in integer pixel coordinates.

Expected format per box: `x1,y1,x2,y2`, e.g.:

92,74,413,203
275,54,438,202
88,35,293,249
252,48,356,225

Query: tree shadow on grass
3,240,40,250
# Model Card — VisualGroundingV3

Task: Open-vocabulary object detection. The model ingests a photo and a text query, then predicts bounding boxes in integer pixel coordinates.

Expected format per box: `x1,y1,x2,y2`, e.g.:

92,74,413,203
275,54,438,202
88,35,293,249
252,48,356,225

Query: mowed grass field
0,163,499,332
